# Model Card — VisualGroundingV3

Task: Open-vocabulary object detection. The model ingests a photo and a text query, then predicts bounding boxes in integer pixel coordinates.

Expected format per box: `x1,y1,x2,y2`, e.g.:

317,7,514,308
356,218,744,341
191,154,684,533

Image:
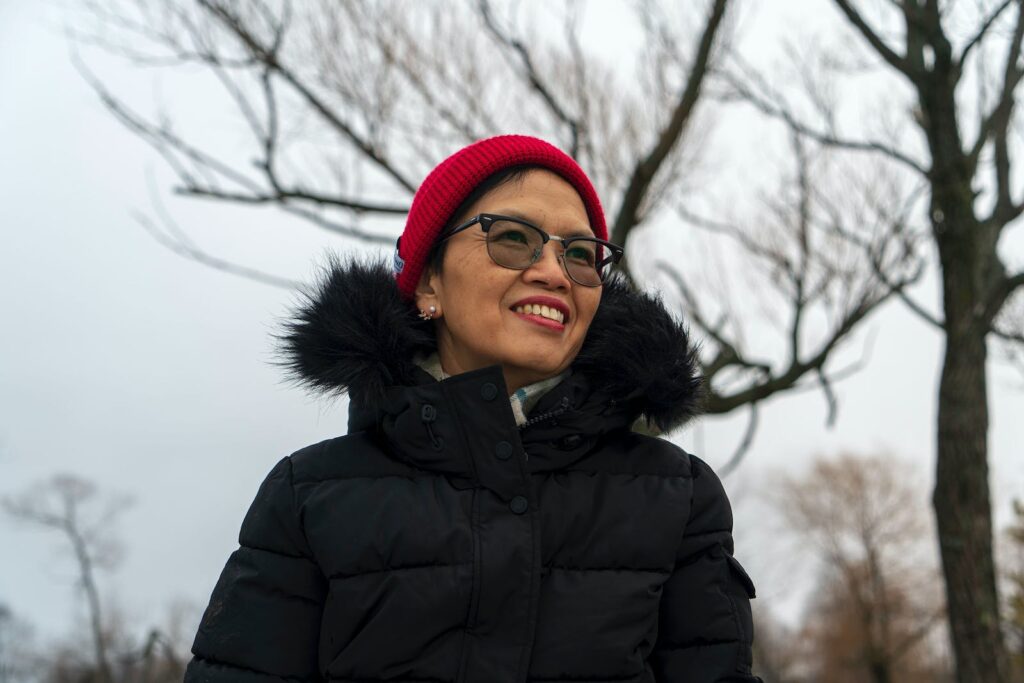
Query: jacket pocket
726,555,756,599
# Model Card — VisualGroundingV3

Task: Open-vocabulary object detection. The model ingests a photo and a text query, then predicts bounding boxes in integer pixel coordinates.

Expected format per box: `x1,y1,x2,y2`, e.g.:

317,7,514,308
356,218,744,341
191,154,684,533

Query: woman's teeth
514,304,565,324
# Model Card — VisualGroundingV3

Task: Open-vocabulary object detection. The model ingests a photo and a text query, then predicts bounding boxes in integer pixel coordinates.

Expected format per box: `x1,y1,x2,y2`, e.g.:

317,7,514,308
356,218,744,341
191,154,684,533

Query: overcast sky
3,1,1023,648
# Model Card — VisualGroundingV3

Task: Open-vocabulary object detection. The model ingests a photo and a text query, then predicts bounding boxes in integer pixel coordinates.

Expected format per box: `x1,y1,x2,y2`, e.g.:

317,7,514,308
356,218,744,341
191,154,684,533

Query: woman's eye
566,246,595,264
498,229,530,243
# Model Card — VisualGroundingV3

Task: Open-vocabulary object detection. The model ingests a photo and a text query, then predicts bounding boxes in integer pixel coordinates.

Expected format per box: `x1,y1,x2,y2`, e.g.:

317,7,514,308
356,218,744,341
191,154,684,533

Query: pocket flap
726,555,756,599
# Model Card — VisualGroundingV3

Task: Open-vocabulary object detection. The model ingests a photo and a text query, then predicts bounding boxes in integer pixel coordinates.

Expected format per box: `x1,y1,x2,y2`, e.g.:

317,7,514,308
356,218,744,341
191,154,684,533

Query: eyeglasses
438,213,624,287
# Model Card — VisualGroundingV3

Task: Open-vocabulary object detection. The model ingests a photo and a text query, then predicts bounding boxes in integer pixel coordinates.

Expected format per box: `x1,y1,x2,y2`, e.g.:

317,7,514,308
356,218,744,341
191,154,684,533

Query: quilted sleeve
649,454,763,682
185,456,328,682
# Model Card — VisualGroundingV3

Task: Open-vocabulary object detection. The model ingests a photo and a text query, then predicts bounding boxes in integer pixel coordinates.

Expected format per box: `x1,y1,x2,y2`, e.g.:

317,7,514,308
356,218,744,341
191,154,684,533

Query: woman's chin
502,355,568,384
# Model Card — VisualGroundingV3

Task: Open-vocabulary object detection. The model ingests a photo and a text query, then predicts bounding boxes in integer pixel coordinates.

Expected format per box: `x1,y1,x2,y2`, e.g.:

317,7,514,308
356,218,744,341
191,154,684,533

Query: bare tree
2,475,132,683
727,2,1024,678
2,476,191,683
1005,499,1024,679
0,604,38,683
798,566,952,683
750,602,807,683
776,453,949,683
68,0,930,473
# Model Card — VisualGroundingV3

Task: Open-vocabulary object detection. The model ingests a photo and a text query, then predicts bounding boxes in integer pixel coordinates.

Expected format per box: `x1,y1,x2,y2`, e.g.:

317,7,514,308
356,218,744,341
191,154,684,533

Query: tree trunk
868,659,891,683
933,230,1008,682
917,29,1010,671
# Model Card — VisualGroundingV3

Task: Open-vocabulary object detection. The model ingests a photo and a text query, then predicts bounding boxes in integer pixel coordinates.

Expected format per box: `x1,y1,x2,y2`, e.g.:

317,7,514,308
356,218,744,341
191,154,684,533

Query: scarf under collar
414,350,570,427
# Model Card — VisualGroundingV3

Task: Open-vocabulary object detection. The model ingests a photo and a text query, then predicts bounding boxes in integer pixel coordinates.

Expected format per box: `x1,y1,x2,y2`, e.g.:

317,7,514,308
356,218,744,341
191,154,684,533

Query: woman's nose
524,242,571,288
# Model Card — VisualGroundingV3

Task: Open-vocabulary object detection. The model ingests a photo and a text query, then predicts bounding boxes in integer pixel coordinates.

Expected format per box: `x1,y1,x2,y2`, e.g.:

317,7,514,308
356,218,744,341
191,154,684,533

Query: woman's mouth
511,304,566,331
513,303,565,323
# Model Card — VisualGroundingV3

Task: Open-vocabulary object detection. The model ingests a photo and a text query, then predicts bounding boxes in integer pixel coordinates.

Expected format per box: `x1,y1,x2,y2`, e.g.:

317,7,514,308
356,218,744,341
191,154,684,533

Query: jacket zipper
518,396,572,430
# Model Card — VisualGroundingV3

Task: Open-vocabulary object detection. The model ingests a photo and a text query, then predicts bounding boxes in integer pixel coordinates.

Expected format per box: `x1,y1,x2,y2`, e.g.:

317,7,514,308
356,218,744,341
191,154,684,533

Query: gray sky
2,0,1023,646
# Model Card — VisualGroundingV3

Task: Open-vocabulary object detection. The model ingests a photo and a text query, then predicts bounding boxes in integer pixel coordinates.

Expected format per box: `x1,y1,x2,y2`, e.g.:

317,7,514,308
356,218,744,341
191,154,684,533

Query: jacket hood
275,255,704,433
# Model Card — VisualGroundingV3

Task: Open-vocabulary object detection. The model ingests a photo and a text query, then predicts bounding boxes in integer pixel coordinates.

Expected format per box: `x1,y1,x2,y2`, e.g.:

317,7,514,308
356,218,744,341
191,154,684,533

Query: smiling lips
510,297,570,330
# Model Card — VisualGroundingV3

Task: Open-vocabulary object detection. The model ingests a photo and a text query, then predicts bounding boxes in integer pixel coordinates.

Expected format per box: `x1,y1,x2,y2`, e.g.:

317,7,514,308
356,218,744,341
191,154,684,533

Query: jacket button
557,436,581,450
559,434,583,449
480,383,498,401
509,496,528,514
495,441,513,460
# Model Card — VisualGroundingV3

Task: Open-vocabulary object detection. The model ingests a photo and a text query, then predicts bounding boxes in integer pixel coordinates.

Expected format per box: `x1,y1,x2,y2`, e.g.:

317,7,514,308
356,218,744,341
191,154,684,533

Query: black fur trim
275,255,705,432
273,254,434,411
574,273,705,432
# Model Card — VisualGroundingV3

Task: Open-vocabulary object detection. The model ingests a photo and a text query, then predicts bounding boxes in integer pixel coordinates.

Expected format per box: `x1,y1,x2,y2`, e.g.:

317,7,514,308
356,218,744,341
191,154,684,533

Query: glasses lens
486,220,544,268
564,239,605,286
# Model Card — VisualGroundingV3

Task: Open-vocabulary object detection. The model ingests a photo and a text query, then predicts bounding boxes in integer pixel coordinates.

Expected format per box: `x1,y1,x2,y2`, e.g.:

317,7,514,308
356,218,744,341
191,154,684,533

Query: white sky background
2,0,1023,647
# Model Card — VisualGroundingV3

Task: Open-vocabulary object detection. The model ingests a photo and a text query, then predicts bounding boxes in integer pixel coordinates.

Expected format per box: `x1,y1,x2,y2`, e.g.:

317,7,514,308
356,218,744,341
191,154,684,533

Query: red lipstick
509,296,571,331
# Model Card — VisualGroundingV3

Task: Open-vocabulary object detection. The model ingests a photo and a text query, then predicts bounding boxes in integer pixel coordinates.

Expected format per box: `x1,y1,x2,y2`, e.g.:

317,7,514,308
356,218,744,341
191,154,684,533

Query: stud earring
418,305,437,321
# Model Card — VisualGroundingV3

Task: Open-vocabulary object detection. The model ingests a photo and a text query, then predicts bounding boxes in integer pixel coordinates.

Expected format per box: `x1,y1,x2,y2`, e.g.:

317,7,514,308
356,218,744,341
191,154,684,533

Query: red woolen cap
393,134,607,300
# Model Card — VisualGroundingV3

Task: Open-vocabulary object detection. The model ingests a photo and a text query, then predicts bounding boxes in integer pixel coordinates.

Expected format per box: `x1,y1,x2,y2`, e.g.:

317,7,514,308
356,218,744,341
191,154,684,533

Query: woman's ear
414,267,442,319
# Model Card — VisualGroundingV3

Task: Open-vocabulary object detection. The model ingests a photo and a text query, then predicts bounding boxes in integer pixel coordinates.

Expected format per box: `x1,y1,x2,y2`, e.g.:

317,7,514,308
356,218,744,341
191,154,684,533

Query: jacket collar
275,256,704,473
414,349,570,427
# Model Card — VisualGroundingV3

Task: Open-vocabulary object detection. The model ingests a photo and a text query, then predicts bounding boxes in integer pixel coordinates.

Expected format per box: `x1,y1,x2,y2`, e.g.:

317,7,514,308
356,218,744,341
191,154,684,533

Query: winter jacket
184,257,762,683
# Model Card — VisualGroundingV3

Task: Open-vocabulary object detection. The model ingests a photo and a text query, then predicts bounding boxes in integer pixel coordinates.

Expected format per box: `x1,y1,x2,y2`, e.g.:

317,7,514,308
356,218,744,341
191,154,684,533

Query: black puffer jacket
185,257,761,683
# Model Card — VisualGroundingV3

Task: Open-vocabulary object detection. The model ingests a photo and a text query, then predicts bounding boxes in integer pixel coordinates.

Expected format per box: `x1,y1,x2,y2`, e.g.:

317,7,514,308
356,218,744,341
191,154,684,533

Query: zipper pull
420,404,443,451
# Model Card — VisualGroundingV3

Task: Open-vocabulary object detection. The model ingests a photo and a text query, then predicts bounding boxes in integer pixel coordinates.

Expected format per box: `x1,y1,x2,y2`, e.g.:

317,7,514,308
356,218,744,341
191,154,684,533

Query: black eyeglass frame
438,213,625,287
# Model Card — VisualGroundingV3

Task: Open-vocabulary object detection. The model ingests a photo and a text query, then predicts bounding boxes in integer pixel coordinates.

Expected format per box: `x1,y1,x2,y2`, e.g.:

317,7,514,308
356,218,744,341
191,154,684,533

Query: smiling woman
184,135,762,683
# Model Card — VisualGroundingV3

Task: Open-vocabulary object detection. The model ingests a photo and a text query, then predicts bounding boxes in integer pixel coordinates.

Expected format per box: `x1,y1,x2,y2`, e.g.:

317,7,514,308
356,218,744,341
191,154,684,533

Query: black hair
425,164,542,277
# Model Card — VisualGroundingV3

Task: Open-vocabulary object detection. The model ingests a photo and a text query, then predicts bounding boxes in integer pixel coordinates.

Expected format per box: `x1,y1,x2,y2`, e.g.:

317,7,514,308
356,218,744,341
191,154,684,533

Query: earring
418,305,437,320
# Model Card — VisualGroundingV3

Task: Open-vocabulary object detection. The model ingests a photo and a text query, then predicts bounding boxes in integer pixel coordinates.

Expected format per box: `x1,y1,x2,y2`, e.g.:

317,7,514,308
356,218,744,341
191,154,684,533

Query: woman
184,135,761,683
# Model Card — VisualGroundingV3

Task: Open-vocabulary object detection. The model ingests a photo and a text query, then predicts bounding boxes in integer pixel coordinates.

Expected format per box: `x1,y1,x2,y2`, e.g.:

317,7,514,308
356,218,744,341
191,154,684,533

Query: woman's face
416,169,602,394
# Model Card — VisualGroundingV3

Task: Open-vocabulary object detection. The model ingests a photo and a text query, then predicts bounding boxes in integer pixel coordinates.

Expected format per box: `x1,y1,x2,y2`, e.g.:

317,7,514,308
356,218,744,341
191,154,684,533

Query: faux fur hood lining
275,255,705,433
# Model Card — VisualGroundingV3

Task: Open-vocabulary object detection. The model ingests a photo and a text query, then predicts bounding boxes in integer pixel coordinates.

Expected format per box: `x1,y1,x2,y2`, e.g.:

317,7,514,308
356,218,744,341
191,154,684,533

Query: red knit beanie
393,134,607,300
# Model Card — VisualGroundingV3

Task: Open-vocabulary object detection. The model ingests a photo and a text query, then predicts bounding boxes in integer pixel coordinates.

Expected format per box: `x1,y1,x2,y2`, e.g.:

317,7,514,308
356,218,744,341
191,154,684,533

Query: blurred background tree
1,476,190,683
775,453,950,683
0,603,38,683
1005,499,1024,679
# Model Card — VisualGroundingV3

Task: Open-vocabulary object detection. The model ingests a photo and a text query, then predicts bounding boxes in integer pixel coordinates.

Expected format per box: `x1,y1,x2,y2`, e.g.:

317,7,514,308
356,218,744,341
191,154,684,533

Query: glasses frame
438,213,624,287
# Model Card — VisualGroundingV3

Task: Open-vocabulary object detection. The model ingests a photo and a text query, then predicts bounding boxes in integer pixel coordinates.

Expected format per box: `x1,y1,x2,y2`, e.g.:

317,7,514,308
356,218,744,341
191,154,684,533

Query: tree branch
832,0,914,78
74,46,401,249
654,259,774,382
718,402,759,478
967,1,1024,181
134,177,305,290
611,0,730,266
956,0,1016,77
476,0,581,156
820,199,942,330
133,210,301,290
175,186,409,214
984,269,1024,324
724,62,929,176
196,0,418,193
1008,270,1024,295
992,322,1024,344
705,289,885,414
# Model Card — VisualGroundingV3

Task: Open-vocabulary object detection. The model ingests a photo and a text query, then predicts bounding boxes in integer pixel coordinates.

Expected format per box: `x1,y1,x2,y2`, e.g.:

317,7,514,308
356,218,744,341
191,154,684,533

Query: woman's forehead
468,169,592,234
490,207,594,238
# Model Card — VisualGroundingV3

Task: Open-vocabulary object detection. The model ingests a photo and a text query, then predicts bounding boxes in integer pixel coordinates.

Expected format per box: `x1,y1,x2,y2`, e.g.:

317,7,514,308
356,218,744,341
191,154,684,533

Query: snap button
495,441,513,460
509,496,528,514
480,382,498,401
420,404,436,422
559,434,583,450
